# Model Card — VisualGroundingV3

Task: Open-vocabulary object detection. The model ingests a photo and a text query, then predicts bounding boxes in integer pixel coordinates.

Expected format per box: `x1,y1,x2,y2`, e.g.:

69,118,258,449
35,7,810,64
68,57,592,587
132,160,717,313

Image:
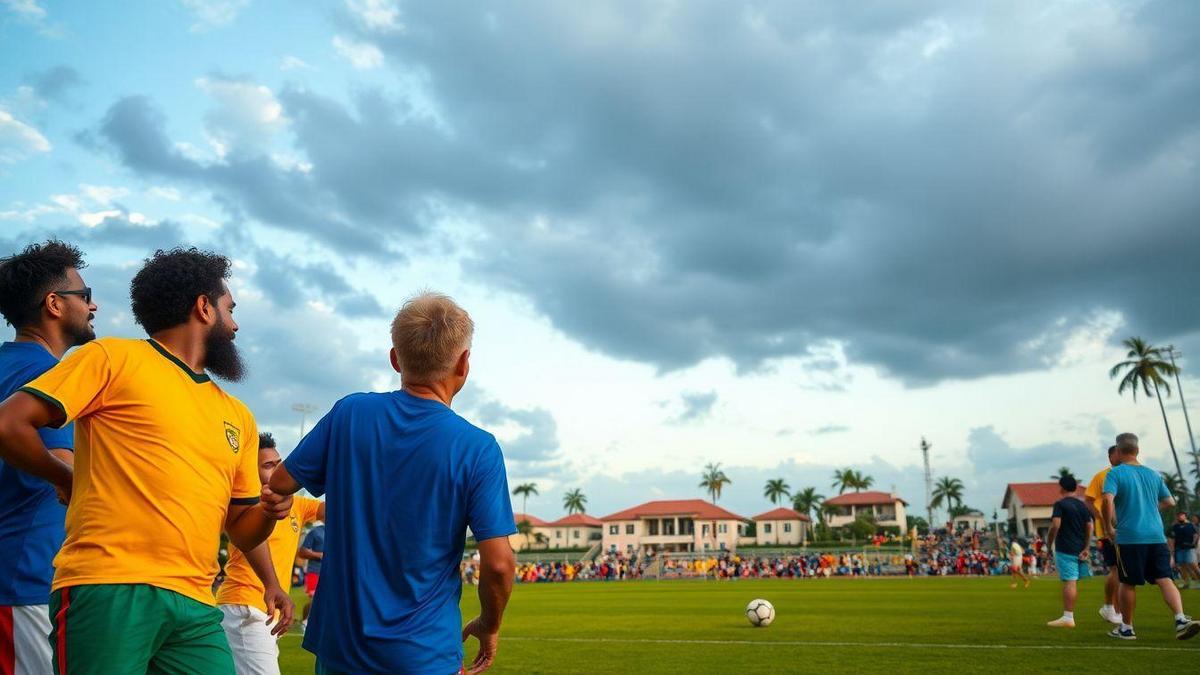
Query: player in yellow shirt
217,431,323,675
1085,444,1124,626
0,248,292,674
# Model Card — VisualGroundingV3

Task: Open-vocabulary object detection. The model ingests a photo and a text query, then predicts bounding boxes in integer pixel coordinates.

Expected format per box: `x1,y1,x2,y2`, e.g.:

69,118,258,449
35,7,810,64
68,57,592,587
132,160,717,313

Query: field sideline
278,577,1197,673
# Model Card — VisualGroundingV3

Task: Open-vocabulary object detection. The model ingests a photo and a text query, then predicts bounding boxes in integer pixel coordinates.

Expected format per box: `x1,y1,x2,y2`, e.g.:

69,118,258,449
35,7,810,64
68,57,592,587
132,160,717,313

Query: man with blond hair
270,292,517,674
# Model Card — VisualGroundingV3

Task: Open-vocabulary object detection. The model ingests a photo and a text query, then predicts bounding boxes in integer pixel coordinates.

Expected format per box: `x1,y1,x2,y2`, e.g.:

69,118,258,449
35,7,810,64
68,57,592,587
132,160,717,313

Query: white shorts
1010,556,1022,570
219,604,281,675
1,604,52,675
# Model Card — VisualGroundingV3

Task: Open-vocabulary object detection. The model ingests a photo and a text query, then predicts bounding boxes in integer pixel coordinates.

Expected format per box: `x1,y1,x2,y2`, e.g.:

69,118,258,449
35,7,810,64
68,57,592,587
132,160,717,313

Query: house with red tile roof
823,491,908,533
1002,482,1087,538
543,513,603,549
509,512,552,551
599,499,749,554
751,507,810,546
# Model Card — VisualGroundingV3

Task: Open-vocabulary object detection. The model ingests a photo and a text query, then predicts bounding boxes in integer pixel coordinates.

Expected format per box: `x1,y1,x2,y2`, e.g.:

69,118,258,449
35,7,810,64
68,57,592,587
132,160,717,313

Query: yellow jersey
216,496,322,612
1085,467,1112,535
21,338,260,606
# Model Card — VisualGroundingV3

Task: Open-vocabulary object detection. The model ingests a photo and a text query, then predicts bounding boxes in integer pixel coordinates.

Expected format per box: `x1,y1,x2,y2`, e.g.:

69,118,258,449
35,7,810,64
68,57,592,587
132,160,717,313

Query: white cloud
280,55,314,71
345,0,402,32
1,0,46,22
150,186,183,201
180,0,248,31
0,109,51,163
332,35,384,69
195,77,286,157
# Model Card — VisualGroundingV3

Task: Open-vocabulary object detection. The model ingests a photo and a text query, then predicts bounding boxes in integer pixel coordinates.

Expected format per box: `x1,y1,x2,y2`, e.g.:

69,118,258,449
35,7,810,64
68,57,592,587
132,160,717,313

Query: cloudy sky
3,0,1198,524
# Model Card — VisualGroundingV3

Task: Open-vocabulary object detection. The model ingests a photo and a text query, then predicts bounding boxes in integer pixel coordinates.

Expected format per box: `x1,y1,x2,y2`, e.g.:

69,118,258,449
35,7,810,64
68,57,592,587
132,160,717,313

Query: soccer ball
746,598,774,627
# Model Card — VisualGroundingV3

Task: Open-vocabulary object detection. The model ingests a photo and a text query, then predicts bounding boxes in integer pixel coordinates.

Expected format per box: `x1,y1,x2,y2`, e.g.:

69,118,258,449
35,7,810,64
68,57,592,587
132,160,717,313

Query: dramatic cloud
91,1,1200,387
456,388,563,468
195,76,286,158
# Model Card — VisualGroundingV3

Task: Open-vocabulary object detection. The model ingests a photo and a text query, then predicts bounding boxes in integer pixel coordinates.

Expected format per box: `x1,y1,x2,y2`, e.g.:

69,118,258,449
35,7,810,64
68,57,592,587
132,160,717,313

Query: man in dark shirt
1169,512,1198,589
1045,475,1093,628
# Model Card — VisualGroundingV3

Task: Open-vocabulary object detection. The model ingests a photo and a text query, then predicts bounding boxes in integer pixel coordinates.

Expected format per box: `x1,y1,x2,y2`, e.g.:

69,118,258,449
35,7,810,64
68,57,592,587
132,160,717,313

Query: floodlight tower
920,437,933,528
293,403,316,438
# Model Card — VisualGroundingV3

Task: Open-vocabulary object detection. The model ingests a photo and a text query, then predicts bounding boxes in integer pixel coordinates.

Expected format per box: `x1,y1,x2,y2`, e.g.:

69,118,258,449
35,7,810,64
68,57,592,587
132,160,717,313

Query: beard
65,312,96,347
204,317,246,382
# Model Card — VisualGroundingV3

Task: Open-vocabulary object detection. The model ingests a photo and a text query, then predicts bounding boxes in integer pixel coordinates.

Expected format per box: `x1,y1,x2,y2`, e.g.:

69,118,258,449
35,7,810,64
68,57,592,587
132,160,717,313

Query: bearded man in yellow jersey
1085,445,1124,626
0,248,292,674
217,431,323,675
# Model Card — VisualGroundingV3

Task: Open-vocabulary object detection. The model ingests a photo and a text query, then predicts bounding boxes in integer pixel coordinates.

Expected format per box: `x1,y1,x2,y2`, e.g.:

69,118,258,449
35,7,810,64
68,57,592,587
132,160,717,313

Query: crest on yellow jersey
290,515,299,532
224,421,241,453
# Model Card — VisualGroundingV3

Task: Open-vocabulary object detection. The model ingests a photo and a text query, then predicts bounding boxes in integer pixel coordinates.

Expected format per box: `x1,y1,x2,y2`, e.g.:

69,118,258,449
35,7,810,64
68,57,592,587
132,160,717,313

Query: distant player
217,432,323,675
1168,511,1198,590
269,292,518,673
0,247,293,673
1102,433,1198,640
298,521,324,632
1045,476,1093,628
0,241,96,675
1085,445,1123,625
1009,539,1030,588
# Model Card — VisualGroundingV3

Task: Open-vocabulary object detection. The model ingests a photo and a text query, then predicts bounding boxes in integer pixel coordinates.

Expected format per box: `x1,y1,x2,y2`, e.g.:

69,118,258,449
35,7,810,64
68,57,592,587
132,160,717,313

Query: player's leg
2,604,53,675
147,589,234,675
49,585,166,674
218,604,280,675
1048,552,1078,627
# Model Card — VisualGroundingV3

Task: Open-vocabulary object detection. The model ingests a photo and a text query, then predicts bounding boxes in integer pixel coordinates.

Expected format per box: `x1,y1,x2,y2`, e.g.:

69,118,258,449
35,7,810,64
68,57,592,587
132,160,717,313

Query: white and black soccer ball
746,598,775,627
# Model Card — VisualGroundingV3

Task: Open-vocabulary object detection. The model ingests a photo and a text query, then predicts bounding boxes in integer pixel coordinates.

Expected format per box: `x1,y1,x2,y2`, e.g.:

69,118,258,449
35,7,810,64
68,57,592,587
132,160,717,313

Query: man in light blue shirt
1102,432,1198,641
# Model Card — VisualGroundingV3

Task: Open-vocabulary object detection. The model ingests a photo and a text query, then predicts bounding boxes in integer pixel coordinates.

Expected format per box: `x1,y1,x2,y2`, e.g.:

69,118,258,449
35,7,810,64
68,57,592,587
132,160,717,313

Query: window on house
556,530,562,539
625,524,634,535
719,542,727,550
609,525,618,535
702,524,710,536
663,519,675,535
718,523,728,534
784,523,792,533
573,530,580,539
763,523,772,534
648,520,659,535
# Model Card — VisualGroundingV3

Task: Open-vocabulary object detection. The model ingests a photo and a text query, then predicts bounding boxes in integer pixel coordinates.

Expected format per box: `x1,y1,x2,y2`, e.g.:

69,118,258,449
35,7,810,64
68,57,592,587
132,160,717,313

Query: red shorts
305,572,320,596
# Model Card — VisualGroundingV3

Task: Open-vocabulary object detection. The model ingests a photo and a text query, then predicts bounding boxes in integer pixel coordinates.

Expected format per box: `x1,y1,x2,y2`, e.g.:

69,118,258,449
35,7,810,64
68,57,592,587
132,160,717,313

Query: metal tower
920,437,933,529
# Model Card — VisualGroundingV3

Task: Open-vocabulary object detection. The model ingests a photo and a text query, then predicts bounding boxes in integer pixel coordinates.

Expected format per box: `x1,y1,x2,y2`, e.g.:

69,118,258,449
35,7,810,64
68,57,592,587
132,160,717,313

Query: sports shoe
1046,617,1075,628
1177,616,1200,641
1099,607,1123,625
1108,626,1136,640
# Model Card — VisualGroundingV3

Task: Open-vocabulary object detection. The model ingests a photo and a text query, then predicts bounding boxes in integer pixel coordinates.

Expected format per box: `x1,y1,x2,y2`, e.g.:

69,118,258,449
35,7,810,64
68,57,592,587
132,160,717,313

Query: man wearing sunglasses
0,240,97,675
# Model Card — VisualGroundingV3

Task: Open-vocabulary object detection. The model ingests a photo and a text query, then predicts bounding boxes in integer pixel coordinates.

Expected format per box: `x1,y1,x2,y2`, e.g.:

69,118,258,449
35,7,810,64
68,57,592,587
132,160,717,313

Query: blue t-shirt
301,524,324,575
284,391,517,674
1103,463,1170,545
0,342,74,605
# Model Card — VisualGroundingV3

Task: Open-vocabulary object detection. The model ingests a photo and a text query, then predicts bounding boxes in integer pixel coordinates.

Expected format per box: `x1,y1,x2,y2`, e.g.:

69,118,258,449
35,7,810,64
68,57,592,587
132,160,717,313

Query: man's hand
260,485,292,520
1078,550,1088,561
263,585,295,636
462,617,499,674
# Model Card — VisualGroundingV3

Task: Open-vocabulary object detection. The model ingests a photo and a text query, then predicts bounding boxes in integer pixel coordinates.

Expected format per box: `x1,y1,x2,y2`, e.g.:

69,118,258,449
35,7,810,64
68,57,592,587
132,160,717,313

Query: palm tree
1050,466,1073,481
699,462,732,503
1110,337,1190,510
1162,471,1188,504
515,519,534,551
763,478,791,505
512,482,539,517
562,488,587,515
791,487,825,523
850,471,874,492
831,468,855,494
930,476,964,523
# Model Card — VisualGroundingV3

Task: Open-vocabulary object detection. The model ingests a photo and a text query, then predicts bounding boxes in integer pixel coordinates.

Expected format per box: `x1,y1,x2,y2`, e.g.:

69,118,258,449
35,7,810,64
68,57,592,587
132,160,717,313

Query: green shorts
49,584,235,675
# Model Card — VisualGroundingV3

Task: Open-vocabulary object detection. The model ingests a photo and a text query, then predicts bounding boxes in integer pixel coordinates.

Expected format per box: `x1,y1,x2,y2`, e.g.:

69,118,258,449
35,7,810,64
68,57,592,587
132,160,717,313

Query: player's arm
1045,516,1060,552
267,461,301,496
0,392,73,494
1158,496,1176,511
225,497,291,553
243,542,294,635
1080,519,1093,560
1102,493,1117,540
462,535,516,674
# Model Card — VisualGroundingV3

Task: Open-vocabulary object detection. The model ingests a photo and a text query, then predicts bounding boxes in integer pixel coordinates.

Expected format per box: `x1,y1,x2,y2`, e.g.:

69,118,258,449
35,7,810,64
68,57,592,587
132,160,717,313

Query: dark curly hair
130,247,231,334
0,240,87,328
258,431,276,449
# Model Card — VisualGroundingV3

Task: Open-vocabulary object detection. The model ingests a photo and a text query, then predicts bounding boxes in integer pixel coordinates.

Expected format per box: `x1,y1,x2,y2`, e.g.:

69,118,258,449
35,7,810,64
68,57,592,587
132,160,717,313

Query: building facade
600,499,749,554
751,507,810,546
543,513,603,549
823,491,908,533
1002,482,1086,538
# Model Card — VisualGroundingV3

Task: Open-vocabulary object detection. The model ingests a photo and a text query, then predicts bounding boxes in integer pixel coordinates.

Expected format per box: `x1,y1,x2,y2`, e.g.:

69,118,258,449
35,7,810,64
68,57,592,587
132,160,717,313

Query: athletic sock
1063,611,1074,620
1176,613,1187,622
1102,604,1113,612
1120,623,1133,632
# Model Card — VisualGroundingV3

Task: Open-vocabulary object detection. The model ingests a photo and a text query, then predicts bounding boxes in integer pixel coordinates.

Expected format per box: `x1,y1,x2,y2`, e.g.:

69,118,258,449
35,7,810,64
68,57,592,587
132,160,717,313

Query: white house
823,491,908,533
600,499,749,554
509,512,553,551
543,513,603,549
751,507,810,546
951,510,987,532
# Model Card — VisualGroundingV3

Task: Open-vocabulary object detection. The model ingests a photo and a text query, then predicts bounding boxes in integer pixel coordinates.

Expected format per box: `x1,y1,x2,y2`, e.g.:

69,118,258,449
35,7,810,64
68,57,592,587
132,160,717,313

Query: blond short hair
390,292,474,382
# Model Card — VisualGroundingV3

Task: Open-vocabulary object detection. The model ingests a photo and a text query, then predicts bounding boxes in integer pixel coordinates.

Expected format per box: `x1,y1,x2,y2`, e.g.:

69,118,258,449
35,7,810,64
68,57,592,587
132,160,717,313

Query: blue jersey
301,524,324,575
0,342,75,605
1103,463,1171,545
284,391,516,674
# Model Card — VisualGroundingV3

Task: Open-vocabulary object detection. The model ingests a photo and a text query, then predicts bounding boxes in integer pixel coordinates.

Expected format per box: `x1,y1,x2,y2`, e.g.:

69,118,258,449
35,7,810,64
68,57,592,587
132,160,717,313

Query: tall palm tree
850,471,874,492
1110,337,1190,510
512,482,539,517
699,462,732,503
930,476,964,523
1162,471,1188,504
562,488,587,515
515,519,534,551
1050,466,1074,481
831,468,855,494
763,478,791,505
791,487,825,523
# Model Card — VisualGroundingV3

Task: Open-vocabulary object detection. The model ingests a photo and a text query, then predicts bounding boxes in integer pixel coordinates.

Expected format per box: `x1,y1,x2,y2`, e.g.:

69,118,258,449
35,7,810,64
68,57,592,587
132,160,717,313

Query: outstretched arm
225,491,292,552
0,392,73,495
243,543,294,635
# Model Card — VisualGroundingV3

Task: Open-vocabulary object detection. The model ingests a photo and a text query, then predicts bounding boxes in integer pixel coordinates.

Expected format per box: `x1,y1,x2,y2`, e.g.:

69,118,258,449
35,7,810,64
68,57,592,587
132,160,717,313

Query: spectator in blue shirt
0,240,98,674
1101,432,1199,641
271,292,517,674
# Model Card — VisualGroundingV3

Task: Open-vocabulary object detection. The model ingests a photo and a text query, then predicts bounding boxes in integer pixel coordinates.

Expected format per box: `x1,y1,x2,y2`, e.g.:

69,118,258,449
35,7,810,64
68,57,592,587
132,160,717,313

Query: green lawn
279,577,1198,673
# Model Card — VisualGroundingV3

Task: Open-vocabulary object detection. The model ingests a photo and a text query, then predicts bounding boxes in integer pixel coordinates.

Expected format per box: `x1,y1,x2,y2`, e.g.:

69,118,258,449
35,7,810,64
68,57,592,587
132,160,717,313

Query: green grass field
278,577,1198,673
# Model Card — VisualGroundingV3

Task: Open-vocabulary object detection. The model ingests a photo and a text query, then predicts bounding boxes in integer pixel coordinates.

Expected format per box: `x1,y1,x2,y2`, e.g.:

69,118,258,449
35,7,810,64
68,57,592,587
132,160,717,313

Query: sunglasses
54,287,93,304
